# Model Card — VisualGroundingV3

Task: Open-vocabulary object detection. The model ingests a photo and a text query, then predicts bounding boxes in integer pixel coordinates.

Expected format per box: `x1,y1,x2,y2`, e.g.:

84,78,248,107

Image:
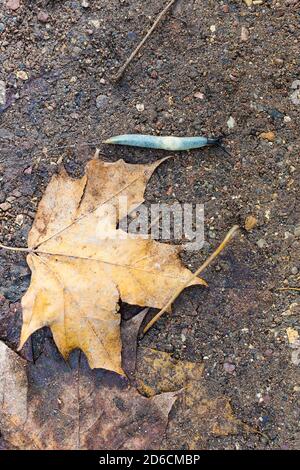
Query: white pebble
227,116,236,129
0,80,6,107
136,103,145,112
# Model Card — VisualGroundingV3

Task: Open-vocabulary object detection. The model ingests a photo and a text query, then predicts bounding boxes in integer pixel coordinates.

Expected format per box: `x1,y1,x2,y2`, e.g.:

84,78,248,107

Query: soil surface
0,0,299,450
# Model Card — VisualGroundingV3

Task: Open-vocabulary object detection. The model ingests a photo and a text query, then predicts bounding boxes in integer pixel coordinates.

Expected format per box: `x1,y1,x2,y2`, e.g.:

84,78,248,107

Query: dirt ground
0,0,299,450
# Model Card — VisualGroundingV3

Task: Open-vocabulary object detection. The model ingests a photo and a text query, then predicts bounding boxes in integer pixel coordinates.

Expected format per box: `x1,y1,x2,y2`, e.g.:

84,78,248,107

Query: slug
104,134,220,151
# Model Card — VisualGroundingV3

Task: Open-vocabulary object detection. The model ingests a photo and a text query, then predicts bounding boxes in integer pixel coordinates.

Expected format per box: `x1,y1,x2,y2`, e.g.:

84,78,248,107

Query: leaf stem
143,225,240,334
0,243,32,253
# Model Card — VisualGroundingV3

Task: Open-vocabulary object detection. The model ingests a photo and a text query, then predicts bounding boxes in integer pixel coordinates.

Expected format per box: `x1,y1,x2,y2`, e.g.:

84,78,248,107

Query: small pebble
223,362,236,374
89,19,100,29
284,116,292,123
96,94,109,109
241,26,249,42
294,225,300,237
291,267,298,275
245,215,257,231
222,5,230,13
274,58,284,66
150,70,158,79
194,92,204,100
0,191,6,203
0,23,5,33
37,11,49,23
210,25,216,33
136,103,145,112
227,116,235,129
286,327,299,344
6,0,20,10
259,131,275,142
0,202,11,212
264,349,273,357
15,214,24,226
81,0,89,7
257,238,266,248
0,81,6,107
16,70,29,81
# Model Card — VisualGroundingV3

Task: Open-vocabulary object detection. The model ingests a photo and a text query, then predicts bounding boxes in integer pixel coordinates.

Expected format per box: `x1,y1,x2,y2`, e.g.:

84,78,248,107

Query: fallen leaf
135,348,246,449
0,297,33,361
121,308,149,381
0,339,177,450
20,158,205,374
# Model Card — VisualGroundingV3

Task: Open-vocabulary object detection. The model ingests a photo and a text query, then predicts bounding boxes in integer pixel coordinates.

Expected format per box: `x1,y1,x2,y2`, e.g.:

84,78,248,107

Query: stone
96,94,109,109
0,202,11,212
259,131,275,142
0,81,6,107
136,103,145,112
294,225,300,237
15,214,24,226
257,238,266,248
241,26,249,42
6,0,20,11
0,191,6,203
245,215,257,231
223,362,236,374
16,71,29,81
37,11,49,23
227,116,235,129
0,128,13,139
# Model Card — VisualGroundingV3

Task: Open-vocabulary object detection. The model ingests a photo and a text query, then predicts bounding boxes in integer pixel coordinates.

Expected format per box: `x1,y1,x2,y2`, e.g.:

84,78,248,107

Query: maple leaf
135,348,249,449
19,158,206,374
0,339,177,450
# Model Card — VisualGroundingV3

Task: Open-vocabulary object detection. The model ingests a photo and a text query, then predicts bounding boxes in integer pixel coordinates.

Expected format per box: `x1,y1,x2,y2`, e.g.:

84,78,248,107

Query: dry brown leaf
19,158,206,374
0,338,177,450
135,348,246,449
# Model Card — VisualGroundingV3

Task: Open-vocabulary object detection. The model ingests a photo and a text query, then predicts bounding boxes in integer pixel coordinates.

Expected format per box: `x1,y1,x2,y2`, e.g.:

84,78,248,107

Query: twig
278,287,300,292
114,0,177,82
143,225,240,334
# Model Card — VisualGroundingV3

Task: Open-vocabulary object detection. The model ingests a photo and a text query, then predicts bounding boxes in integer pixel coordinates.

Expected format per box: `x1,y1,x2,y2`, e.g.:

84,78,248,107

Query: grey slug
104,134,220,151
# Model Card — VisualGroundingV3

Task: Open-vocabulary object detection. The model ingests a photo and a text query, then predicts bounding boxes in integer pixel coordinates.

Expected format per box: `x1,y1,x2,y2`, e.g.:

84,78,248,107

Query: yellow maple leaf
19,158,206,375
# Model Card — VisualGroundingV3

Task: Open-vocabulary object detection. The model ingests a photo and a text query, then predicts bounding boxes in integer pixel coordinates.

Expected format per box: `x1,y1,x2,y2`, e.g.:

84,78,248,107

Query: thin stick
143,225,240,334
278,287,300,292
114,0,177,82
